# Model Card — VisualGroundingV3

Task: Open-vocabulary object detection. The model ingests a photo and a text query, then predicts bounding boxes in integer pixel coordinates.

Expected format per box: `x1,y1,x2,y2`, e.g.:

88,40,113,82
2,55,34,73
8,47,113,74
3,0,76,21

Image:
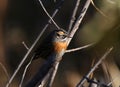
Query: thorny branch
76,47,113,87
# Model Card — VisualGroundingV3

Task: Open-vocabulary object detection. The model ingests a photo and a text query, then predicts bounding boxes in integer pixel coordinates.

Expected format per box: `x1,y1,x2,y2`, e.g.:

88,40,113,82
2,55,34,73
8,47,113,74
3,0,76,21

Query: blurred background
0,0,120,87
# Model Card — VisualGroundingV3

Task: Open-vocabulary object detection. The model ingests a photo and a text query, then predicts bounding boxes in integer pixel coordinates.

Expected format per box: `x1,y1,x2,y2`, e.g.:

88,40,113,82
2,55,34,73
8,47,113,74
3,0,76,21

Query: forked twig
68,0,81,33
65,43,94,53
76,47,113,87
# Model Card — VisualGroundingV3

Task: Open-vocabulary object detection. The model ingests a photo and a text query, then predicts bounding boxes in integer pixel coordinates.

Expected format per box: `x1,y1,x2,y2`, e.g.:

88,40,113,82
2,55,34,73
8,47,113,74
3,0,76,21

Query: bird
25,29,68,87
32,29,68,61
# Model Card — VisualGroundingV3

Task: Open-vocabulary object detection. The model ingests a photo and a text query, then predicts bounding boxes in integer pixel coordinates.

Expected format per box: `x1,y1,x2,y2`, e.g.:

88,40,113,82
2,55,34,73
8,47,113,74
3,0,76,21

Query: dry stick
19,56,33,87
38,0,60,30
38,67,53,87
67,0,91,45
65,43,94,53
22,41,29,50
6,27,45,87
68,0,81,33
90,0,108,19
107,74,120,86
5,2,63,87
0,62,9,79
76,47,113,87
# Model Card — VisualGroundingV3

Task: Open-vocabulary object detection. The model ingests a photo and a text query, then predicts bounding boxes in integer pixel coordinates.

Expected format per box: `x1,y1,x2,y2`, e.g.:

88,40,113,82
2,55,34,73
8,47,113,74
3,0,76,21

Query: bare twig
90,0,108,19
67,0,91,45
19,55,34,87
38,68,53,87
5,1,63,86
22,41,29,50
46,62,59,87
101,61,111,83
0,62,9,79
107,74,120,86
25,55,55,87
76,47,113,87
68,0,81,33
38,0,60,29
65,43,94,53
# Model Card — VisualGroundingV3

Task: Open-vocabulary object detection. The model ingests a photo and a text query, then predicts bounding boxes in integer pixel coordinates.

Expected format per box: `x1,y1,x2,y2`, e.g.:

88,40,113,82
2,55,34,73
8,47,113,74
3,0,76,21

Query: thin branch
107,74,120,86
5,1,62,86
0,62,9,79
90,0,108,19
22,41,29,50
38,68,53,87
76,47,113,87
65,43,94,53
19,55,34,87
68,0,81,33
46,62,59,87
38,0,60,29
25,55,55,87
67,0,91,45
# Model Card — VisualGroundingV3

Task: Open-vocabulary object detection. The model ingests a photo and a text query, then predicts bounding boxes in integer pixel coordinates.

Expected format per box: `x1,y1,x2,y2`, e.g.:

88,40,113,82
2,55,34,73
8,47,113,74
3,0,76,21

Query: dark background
0,0,120,86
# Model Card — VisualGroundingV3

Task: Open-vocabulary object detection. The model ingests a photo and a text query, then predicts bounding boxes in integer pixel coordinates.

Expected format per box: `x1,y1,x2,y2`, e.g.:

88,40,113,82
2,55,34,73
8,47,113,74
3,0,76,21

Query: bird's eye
61,35,67,39
56,33,60,37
